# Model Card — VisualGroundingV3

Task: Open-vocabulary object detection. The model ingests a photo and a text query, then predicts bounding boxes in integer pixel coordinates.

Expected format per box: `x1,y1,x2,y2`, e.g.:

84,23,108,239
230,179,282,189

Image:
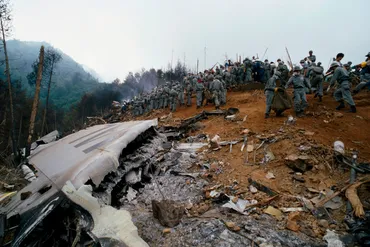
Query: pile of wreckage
0,108,369,247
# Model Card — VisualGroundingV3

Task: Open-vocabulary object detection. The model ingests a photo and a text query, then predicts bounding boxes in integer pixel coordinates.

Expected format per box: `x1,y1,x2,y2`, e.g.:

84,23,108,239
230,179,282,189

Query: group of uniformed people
264,50,370,118
123,50,370,118
125,81,185,116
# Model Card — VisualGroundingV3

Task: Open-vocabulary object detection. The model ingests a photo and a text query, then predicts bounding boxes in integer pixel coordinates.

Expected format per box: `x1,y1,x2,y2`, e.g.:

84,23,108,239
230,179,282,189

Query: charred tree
26,46,44,157
41,49,62,136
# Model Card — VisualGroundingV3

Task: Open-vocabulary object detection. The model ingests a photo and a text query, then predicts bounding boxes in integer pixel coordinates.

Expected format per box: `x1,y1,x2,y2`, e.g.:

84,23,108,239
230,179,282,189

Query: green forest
0,38,188,163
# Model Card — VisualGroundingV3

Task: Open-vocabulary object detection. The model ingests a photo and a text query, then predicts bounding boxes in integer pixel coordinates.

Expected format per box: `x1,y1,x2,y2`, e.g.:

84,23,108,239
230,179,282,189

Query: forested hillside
0,40,100,110
0,39,189,159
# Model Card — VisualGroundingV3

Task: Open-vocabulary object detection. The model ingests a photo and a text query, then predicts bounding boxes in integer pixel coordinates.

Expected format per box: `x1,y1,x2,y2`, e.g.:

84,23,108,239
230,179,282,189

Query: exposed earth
128,87,370,246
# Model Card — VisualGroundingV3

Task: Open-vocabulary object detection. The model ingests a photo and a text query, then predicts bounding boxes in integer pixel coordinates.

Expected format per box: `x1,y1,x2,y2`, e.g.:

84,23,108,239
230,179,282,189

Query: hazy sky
11,0,370,81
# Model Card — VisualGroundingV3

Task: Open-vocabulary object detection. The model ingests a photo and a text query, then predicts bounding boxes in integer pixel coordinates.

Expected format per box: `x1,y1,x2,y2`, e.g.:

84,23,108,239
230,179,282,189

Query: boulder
152,200,184,227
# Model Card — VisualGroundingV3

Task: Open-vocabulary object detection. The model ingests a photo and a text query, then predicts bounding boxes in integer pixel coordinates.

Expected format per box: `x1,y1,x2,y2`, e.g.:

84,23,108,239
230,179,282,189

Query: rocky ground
124,88,370,246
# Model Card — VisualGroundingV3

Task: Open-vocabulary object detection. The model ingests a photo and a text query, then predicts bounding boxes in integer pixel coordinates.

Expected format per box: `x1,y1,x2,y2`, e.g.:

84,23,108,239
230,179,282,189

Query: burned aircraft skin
0,120,158,247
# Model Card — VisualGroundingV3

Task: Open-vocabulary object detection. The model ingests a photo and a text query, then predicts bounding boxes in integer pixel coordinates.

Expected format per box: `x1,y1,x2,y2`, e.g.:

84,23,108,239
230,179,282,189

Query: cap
309,50,313,53
293,66,301,71
330,61,340,68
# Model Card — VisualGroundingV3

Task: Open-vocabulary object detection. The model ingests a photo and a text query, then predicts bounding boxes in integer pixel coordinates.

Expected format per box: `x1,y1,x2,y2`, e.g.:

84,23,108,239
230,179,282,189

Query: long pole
262,48,268,60
204,46,207,71
285,47,294,70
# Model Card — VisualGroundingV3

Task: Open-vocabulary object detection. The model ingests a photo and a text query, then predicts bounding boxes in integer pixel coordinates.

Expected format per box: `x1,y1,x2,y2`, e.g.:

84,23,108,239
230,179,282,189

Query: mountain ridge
0,39,101,110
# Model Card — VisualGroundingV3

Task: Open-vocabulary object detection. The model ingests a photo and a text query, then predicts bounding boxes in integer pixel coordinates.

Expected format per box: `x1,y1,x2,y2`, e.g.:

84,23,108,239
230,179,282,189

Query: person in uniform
329,62,356,113
285,66,311,117
264,71,281,118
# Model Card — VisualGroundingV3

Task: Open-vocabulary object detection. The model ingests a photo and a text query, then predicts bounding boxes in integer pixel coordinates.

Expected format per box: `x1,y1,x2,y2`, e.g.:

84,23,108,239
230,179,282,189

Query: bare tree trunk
41,61,54,135
17,112,22,146
54,110,57,130
26,46,44,157
0,17,17,157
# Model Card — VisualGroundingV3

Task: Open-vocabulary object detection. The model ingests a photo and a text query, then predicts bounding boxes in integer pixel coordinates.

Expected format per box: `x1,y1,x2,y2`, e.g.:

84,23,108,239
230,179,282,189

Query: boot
314,93,318,98
318,96,322,102
276,110,284,117
352,89,359,95
265,113,270,119
216,106,220,110
336,101,345,110
347,105,357,113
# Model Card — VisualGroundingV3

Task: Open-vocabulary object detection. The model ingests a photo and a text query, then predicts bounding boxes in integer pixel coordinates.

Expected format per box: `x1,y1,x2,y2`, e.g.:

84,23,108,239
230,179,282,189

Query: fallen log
345,177,370,218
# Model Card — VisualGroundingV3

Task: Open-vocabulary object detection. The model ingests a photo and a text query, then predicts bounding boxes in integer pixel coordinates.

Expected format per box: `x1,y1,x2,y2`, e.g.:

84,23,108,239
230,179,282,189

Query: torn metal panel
62,181,148,247
31,120,158,189
32,130,60,149
1,120,157,246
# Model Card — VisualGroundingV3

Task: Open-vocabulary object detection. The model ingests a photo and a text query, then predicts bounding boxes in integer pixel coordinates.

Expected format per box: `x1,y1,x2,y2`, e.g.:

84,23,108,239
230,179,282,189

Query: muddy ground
127,88,370,246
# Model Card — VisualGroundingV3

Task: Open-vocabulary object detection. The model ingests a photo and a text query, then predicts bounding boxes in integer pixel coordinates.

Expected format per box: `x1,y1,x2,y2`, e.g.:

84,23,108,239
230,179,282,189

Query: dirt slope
133,88,370,240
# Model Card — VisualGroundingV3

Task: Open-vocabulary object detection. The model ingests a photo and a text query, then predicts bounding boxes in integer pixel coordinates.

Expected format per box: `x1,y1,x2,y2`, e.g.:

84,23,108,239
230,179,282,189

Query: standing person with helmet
215,75,227,105
185,77,193,107
329,61,356,113
264,71,281,118
195,77,205,109
277,59,289,87
285,66,311,117
264,59,271,81
169,86,178,112
311,62,325,102
209,75,224,109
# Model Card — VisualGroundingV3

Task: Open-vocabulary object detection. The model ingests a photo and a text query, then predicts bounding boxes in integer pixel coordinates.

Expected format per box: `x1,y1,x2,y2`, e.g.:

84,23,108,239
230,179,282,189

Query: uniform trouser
221,89,226,104
178,91,185,105
354,80,370,92
265,90,274,114
170,97,177,112
138,105,143,115
304,78,311,94
311,76,324,96
163,97,168,108
196,91,203,107
187,92,192,106
236,76,242,85
334,84,355,106
293,89,308,113
245,71,252,83
153,99,158,109
158,98,163,108
212,90,221,107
